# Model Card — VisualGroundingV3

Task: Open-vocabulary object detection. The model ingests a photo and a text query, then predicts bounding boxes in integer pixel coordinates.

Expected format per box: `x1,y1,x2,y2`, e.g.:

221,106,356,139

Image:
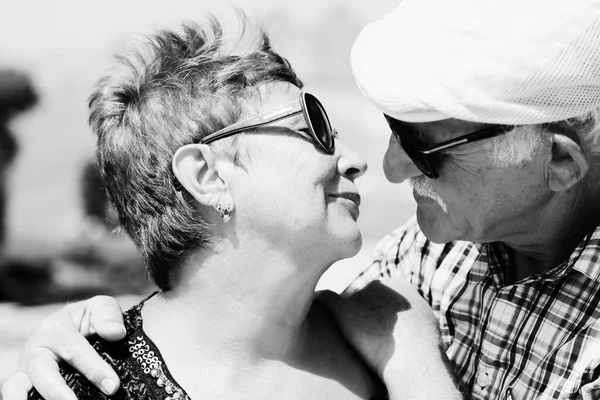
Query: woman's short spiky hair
88,13,303,290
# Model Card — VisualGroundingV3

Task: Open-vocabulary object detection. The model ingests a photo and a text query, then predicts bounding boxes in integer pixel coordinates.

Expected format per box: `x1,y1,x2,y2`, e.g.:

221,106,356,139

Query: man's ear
172,144,230,208
547,133,589,192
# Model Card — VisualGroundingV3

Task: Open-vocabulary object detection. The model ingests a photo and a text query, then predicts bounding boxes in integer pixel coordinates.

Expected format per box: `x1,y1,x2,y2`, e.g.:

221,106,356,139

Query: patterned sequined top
27,294,389,400
28,292,189,400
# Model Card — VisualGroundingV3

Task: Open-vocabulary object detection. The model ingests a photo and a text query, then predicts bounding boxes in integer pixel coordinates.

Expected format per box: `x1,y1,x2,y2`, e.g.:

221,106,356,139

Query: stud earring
216,203,232,223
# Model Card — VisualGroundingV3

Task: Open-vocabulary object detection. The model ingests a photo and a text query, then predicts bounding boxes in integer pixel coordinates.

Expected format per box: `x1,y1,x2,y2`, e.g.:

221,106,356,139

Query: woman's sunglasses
201,92,337,154
384,114,512,179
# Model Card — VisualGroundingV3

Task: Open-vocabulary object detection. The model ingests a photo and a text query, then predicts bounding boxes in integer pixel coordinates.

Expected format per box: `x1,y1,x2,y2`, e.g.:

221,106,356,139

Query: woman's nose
383,134,421,183
336,142,368,180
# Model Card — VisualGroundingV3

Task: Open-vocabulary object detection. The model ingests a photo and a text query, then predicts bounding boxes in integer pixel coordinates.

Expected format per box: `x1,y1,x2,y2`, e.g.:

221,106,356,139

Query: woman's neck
141,239,331,366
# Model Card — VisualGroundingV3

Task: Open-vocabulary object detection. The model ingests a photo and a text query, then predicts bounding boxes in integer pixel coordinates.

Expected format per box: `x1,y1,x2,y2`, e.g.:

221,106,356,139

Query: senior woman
23,15,388,400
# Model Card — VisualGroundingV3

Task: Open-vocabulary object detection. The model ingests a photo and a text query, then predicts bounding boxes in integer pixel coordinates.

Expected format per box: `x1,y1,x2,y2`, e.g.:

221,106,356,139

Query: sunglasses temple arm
420,127,509,154
202,108,303,144
421,138,468,154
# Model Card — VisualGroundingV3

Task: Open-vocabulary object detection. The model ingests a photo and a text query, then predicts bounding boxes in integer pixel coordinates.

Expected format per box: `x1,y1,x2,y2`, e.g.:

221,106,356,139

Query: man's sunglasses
201,92,336,154
384,114,512,179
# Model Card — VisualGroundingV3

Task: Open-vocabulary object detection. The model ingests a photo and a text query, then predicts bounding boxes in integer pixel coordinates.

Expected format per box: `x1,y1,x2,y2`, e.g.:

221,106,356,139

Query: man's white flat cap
351,0,600,124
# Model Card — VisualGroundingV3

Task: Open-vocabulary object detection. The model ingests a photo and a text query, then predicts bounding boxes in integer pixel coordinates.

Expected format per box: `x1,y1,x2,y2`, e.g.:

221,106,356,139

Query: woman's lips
329,192,361,207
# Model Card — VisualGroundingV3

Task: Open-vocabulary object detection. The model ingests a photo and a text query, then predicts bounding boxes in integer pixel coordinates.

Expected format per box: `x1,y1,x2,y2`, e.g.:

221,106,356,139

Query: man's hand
0,296,125,400
582,354,600,400
317,278,463,400
583,381,600,400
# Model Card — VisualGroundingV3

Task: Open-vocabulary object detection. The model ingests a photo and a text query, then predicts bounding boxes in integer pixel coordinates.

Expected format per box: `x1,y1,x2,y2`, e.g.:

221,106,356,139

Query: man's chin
416,206,456,244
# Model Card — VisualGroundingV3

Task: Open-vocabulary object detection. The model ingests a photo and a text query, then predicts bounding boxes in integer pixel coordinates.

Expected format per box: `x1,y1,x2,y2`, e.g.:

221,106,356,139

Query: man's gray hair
492,108,600,166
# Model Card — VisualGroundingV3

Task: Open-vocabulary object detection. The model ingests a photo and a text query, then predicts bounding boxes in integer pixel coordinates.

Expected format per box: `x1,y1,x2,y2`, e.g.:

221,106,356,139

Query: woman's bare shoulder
294,301,388,400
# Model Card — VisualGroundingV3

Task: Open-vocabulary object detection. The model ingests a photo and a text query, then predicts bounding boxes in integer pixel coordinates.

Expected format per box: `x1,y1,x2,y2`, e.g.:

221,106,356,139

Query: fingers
44,330,120,395
1,370,32,400
582,382,600,400
22,296,124,398
582,354,600,400
67,295,126,341
24,348,78,400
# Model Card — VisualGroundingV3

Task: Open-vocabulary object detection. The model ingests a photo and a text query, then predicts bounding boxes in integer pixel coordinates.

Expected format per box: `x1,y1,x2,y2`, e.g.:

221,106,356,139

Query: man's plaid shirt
345,218,600,400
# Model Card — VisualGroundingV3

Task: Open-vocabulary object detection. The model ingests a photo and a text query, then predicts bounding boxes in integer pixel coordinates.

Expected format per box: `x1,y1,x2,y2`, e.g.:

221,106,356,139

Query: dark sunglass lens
403,142,434,177
384,114,435,178
305,94,333,149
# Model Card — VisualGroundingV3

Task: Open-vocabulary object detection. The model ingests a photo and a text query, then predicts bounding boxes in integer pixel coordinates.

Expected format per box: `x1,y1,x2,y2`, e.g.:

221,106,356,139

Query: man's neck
502,186,600,283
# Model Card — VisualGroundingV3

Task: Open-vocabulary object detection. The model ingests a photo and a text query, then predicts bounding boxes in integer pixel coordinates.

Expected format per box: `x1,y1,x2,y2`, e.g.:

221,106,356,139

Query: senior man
328,0,600,397
4,0,600,399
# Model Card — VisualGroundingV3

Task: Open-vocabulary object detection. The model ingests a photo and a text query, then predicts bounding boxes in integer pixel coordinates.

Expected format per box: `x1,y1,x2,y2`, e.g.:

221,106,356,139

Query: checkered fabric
345,217,600,399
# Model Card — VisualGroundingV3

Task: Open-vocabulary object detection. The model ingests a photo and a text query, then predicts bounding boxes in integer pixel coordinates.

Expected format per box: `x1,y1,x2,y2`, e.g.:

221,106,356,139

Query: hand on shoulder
0,295,125,400
316,276,462,400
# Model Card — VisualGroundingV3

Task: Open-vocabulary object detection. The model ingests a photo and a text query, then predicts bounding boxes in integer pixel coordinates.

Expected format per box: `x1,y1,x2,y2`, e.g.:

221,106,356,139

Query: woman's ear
172,144,231,208
547,133,590,192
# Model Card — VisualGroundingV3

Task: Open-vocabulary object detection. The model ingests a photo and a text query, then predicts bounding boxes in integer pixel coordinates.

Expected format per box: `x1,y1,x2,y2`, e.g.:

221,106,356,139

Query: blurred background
0,0,416,382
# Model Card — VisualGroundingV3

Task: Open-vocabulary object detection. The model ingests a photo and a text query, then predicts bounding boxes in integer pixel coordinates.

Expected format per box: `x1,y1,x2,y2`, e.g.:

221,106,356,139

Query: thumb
0,371,32,400
71,296,126,341
582,386,600,400
582,380,600,400
90,296,126,340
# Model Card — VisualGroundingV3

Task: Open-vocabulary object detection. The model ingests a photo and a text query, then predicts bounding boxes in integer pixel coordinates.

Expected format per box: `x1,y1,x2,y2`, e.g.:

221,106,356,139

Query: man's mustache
409,176,448,213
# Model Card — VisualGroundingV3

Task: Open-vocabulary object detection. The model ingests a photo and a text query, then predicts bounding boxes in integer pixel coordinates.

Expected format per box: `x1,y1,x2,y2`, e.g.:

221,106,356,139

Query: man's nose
382,135,421,183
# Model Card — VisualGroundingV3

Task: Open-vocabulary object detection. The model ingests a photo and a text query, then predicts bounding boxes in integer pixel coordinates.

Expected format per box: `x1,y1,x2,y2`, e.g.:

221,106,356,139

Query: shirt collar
474,223,600,285
569,224,600,281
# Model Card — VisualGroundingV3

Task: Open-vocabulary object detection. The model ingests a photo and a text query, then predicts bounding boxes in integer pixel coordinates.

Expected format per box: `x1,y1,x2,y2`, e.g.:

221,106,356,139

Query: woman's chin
338,231,363,259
